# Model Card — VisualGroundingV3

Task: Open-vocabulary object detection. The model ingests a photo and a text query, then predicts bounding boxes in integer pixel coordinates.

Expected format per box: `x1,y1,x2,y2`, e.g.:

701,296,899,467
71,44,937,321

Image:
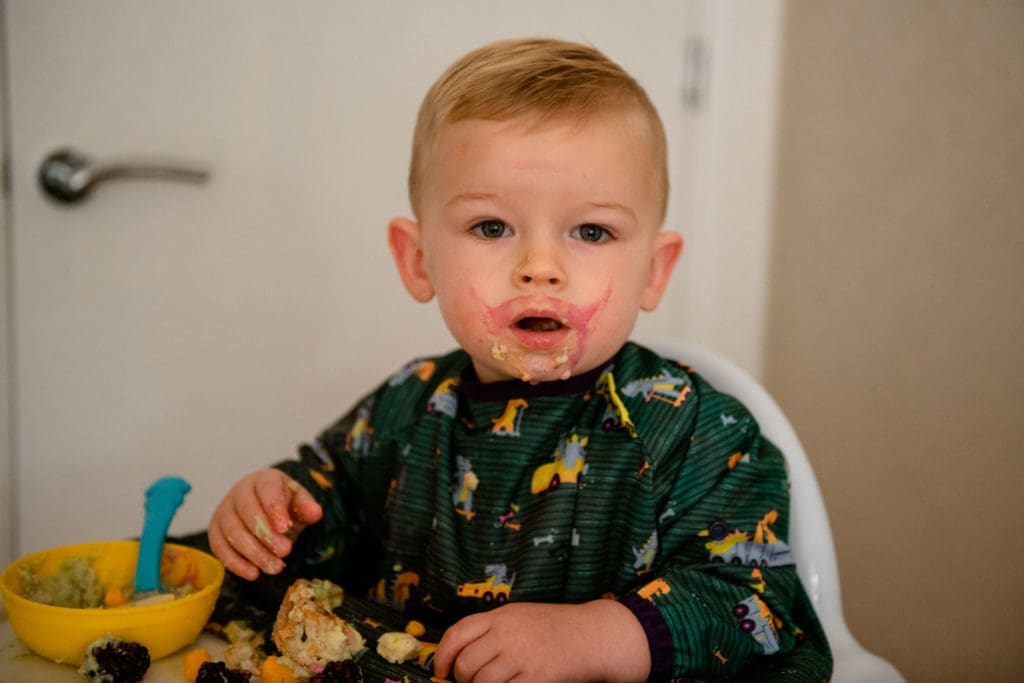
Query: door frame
0,0,784,566
678,0,785,379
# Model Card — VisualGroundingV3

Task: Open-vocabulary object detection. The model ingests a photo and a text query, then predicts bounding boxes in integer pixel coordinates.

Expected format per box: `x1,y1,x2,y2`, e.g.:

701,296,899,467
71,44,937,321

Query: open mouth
515,317,565,333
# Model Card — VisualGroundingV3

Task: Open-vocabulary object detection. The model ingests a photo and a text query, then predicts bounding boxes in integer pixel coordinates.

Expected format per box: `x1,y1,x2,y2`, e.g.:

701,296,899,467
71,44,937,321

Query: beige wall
766,1,1023,680
0,9,11,572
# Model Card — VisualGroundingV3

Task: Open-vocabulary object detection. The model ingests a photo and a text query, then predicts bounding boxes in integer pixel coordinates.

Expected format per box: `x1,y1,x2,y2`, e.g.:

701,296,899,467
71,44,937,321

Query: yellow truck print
701,518,795,568
531,434,587,494
457,563,515,606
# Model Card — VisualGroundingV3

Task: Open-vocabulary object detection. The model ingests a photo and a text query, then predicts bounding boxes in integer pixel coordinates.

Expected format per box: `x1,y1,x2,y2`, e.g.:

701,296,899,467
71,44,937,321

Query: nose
514,241,566,288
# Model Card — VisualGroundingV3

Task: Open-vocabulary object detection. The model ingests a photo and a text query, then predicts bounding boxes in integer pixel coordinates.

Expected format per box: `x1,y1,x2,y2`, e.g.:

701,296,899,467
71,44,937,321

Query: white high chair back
643,339,904,682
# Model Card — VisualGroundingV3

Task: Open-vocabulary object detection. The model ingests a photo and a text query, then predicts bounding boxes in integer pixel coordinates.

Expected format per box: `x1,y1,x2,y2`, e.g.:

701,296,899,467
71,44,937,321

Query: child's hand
433,599,650,683
208,468,323,580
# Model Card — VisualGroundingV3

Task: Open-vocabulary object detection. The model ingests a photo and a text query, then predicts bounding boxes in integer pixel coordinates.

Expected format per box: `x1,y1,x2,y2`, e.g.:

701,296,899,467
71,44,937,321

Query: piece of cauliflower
375,632,421,664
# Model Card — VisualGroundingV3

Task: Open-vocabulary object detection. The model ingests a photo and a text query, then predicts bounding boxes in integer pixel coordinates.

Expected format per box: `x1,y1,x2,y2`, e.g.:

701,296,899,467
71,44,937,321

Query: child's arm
208,468,323,580
599,370,833,680
434,599,650,683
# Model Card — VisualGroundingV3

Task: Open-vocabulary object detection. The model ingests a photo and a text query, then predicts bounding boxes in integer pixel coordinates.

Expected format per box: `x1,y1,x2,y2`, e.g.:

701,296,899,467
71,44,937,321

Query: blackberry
311,660,363,682
195,660,253,682
78,638,150,683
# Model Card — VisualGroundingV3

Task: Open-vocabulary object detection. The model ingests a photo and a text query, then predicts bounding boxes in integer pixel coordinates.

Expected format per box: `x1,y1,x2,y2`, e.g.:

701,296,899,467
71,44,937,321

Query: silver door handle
38,148,210,203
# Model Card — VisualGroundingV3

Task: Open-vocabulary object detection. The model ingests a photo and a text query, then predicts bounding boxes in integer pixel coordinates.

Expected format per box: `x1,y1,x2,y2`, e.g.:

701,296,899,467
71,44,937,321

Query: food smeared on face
490,342,508,361
482,291,608,383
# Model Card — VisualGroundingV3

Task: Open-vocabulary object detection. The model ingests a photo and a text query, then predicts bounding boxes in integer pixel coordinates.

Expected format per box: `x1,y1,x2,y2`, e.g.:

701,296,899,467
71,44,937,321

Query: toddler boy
210,37,832,681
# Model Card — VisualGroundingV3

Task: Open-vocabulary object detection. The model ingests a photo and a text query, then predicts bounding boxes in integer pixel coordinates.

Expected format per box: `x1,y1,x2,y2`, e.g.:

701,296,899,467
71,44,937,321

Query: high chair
643,338,904,682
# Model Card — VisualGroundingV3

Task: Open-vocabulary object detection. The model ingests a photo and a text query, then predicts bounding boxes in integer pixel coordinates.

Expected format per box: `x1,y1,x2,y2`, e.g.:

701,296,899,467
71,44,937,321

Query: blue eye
572,224,611,243
471,220,512,239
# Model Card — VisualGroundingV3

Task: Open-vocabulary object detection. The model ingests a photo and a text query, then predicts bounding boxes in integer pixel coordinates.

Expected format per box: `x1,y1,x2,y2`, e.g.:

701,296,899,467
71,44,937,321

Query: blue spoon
134,476,192,594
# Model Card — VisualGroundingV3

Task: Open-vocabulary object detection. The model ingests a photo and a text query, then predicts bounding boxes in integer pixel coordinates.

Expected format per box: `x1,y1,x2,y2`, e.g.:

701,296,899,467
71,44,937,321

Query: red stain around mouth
488,292,608,364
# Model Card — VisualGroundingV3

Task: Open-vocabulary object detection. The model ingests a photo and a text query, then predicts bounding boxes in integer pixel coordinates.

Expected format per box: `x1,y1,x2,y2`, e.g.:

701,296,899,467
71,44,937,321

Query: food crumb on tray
376,631,422,664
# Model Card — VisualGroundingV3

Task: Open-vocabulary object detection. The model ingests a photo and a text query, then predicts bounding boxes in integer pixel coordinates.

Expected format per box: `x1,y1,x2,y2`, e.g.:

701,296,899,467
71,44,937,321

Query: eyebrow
446,194,637,221
588,201,637,221
445,192,499,208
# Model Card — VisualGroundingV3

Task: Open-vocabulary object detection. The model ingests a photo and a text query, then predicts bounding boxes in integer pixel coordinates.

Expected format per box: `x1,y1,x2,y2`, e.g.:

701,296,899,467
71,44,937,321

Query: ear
641,230,684,311
388,217,435,302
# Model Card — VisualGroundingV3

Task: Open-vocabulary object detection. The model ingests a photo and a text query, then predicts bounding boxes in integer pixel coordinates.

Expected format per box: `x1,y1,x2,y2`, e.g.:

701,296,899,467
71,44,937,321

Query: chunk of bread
272,579,364,673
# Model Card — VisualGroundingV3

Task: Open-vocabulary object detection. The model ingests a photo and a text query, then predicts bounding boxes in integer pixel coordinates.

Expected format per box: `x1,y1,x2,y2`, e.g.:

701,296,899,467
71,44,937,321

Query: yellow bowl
0,540,224,665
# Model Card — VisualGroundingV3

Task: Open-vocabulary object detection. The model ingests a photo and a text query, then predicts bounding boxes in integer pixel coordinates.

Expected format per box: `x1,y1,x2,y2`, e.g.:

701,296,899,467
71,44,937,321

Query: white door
2,0,781,561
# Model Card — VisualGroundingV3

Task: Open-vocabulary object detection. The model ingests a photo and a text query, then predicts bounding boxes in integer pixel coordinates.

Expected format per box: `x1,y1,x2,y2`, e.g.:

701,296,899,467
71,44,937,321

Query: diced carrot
183,648,213,683
418,642,438,665
103,586,129,608
404,619,426,637
161,548,200,589
261,655,301,683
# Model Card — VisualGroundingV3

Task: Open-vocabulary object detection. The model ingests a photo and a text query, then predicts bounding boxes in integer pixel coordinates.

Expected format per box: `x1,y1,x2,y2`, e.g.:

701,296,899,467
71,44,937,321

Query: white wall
675,0,784,379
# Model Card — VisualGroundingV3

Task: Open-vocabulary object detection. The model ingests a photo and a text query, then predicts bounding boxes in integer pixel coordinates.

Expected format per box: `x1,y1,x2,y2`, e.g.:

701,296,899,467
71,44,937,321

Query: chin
506,349,576,384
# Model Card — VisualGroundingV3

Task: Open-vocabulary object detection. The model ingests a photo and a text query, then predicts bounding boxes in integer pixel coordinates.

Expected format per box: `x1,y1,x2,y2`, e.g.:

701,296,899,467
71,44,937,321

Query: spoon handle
134,476,191,593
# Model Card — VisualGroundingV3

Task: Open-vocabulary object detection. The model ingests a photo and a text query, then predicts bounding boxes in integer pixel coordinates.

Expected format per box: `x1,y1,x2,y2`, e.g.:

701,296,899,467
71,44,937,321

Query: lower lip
510,325,572,350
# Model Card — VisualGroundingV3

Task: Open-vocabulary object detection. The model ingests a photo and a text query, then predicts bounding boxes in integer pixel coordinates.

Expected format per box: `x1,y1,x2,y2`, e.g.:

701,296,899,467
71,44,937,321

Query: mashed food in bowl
18,556,105,608
16,549,198,609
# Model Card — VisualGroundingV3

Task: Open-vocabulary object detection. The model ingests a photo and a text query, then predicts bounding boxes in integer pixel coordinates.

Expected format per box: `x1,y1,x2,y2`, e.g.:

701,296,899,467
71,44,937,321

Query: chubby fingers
435,613,501,681
209,480,286,578
209,510,264,581
209,470,320,580
283,476,324,527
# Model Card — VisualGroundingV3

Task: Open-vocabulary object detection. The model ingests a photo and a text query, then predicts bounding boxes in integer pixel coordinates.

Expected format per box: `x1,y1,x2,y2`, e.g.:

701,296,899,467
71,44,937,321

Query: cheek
424,256,466,307
582,286,643,348
435,284,491,342
602,254,653,307
425,242,494,294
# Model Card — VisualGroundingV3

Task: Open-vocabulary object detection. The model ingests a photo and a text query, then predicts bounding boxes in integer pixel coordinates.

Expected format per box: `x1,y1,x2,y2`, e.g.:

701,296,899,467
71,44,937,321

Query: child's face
390,113,681,383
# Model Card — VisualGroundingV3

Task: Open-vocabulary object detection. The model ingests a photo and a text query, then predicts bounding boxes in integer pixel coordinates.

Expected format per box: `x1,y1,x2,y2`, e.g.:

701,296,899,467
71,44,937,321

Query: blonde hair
409,38,668,220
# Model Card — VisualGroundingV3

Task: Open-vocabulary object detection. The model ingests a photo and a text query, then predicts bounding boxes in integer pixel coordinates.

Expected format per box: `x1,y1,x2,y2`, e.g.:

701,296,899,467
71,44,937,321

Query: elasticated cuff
620,592,675,682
